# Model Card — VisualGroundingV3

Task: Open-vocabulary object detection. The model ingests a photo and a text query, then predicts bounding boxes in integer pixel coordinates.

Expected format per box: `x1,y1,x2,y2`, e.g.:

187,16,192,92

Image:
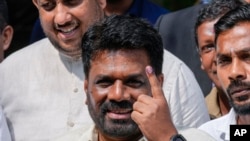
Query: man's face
85,49,154,139
197,19,222,89
216,23,250,114
32,0,106,57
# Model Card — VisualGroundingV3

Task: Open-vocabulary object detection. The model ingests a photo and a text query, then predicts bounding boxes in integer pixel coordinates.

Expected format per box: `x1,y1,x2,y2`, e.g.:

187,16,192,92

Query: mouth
55,22,79,40
107,109,132,120
230,88,250,102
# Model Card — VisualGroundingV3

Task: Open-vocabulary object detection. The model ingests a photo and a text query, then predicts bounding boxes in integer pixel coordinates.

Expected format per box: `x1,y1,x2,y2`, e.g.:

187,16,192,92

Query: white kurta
0,38,209,141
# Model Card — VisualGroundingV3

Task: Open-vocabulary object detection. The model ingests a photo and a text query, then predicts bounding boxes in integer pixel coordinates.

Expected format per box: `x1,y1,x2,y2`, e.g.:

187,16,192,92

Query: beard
227,80,250,115
87,96,141,138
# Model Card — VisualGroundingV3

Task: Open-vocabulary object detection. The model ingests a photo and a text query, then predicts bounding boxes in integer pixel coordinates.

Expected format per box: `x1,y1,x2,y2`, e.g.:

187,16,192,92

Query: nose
228,59,246,81
54,3,71,26
108,81,130,102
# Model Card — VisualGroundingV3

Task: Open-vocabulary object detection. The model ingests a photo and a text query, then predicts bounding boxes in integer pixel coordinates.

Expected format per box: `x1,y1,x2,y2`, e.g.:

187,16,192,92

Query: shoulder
198,110,233,132
1,38,54,68
3,38,51,61
198,110,234,141
162,49,196,80
155,4,204,30
159,4,204,20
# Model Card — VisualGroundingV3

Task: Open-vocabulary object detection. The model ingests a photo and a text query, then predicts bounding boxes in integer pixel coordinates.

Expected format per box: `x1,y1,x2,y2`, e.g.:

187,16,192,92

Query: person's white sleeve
162,50,210,128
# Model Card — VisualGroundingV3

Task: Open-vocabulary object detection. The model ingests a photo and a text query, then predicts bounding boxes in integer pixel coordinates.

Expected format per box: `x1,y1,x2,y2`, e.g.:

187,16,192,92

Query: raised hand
131,66,178,141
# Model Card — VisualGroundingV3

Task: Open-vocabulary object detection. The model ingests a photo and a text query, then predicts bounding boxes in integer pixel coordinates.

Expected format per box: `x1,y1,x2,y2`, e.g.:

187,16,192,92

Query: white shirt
54,125,216,141
0,38,209,141
199,108,237,141
0,106,11,141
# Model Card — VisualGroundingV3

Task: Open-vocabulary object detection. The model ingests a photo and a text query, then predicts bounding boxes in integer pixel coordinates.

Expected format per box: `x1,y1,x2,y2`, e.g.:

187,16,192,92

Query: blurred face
84,49,154,140
32,0,106,57
216,23,250,115
197,20,222,89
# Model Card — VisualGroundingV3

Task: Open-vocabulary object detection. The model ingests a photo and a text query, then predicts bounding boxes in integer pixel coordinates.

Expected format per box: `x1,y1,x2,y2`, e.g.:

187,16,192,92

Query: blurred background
153,0,200,11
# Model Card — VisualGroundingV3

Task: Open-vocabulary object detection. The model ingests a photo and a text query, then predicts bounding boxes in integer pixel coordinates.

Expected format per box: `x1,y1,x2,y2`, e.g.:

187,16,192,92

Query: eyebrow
217,47,250,57
95,73,145,80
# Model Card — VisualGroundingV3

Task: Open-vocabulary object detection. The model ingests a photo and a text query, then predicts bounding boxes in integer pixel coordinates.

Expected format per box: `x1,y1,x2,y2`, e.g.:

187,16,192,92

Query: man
30,0,169,43
194,0,240,119
55,14,215,141
0,0,13,63
155,3,212,96
199,4,250,141
0,0,209,140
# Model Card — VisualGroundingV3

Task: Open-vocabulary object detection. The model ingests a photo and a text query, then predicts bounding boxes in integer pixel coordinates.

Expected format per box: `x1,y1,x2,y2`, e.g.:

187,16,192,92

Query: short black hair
82,14,163,78
0,0,8,32
215,4,250,45
194,0,241,49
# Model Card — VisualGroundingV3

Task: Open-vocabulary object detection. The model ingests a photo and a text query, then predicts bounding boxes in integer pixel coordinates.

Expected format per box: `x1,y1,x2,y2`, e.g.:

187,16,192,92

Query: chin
231,99,250,115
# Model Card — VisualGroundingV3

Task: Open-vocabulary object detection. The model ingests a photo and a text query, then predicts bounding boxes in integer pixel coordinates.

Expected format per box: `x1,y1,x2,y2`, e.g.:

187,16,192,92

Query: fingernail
146,66,153,74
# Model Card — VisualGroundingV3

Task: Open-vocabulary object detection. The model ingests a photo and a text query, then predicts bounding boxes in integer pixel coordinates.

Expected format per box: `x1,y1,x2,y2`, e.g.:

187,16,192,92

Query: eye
40,1,56,11
63,0,83,6
217,56,231,67
126,79,144,88
200,44,215,54
96,79,113,88
240,53,250,62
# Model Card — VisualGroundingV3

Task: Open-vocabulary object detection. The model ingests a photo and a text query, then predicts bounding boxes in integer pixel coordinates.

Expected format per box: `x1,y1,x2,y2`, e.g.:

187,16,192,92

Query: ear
32,0,39,9
84,80,89,105
2,25,13,51
97,0,107,9
157,73,164,87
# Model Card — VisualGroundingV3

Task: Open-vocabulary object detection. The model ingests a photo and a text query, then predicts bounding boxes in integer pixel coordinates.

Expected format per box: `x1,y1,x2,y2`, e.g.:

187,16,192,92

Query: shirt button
67,121,75,127
73,88,78,93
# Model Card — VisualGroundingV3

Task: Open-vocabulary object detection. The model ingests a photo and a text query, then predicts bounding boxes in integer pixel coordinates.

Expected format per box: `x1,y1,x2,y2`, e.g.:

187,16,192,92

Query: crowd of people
1,0,250,141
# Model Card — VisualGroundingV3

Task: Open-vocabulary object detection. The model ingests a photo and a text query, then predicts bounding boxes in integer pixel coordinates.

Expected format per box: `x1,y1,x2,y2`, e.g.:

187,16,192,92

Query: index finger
145,66,165,99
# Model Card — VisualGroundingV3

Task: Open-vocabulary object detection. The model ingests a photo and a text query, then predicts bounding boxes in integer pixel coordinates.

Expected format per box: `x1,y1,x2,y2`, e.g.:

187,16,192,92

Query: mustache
100,100,133,113
227,80,250,95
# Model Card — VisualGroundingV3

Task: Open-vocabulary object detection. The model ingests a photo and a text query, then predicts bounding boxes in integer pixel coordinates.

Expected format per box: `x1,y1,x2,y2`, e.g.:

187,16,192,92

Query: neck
104,0,134,16
237,115,250,125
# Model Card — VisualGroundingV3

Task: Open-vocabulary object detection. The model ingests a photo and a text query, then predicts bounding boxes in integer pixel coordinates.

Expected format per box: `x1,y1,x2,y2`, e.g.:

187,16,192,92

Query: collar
218,108,237,140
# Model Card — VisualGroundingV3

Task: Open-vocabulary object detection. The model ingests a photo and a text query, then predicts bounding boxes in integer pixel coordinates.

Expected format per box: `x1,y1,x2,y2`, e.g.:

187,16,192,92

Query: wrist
170,134,187,141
